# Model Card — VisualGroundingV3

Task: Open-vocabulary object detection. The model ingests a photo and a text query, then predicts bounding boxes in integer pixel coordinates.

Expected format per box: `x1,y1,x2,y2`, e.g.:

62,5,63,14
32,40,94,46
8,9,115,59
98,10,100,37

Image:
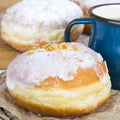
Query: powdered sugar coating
3,0,83,32
7,43,106,89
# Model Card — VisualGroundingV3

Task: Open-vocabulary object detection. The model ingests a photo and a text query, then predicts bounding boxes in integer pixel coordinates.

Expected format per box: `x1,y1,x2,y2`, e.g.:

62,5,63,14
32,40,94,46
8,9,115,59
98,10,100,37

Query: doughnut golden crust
6,42,111,117
1,0,84,52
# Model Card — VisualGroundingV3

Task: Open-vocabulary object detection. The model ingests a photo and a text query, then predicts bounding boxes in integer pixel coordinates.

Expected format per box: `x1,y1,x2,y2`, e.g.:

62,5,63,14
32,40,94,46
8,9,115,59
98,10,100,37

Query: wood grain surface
0,0,20,12
0,0,21,69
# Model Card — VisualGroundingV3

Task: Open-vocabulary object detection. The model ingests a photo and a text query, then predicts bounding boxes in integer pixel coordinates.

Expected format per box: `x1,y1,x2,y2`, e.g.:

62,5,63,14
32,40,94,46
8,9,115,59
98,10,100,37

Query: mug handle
64,18,95,42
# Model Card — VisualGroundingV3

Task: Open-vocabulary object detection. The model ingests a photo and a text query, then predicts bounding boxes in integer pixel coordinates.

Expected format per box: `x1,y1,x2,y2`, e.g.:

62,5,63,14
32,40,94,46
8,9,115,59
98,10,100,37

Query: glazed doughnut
1,0,84,52
6,42,111,117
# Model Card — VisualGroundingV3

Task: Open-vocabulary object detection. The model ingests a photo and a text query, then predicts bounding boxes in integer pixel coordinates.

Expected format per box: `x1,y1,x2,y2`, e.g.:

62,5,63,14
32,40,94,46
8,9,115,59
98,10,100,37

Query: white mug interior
92,4,120,20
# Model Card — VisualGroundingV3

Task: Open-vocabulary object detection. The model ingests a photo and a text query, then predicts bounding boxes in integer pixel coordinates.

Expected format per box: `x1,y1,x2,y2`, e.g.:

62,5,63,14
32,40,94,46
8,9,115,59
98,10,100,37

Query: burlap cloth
0,72,120,120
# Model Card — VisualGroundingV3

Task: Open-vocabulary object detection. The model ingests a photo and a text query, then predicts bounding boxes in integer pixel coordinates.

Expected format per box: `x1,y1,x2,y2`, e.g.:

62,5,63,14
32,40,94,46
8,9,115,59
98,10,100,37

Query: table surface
0,0,21,69
0,0,20,13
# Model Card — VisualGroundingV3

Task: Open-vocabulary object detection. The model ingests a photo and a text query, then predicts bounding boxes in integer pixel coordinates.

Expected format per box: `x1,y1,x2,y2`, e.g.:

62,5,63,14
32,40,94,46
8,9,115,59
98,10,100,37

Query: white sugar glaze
7,43,106,89
3,0,83,32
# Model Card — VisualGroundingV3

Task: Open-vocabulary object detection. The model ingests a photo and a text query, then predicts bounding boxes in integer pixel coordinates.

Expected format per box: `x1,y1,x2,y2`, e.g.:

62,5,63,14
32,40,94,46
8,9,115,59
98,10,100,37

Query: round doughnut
1,0,84,52
6,42,111,117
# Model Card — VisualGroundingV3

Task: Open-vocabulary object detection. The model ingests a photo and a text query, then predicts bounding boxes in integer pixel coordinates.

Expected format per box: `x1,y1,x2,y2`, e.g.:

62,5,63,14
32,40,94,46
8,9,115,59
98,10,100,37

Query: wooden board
0,0,21,69
0,0,20,13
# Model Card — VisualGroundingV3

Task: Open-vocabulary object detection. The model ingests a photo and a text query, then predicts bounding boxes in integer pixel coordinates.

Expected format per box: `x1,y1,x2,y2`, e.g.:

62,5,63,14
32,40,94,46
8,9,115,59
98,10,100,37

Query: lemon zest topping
40,42,68,51
27,50,34,55
72,45,78,51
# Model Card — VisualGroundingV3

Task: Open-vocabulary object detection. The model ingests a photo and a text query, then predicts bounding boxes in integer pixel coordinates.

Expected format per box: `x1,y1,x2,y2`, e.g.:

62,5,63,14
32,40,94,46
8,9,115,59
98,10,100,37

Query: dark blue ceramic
64,3,120,90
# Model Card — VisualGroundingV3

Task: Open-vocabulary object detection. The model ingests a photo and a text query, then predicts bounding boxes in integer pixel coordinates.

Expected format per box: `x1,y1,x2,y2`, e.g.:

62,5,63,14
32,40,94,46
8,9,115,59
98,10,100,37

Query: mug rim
89,3,120,25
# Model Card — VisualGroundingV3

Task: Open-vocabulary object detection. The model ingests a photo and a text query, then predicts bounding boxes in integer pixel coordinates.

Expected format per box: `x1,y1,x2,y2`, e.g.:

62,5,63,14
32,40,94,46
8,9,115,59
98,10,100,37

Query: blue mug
65,3,120,90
